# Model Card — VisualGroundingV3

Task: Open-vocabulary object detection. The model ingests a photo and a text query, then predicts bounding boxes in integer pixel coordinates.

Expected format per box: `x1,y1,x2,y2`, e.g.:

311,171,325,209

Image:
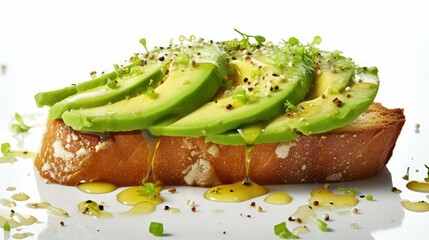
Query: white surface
1,0,428,239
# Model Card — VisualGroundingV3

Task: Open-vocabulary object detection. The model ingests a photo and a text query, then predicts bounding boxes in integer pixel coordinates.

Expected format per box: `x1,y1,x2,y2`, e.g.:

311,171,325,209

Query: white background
1,0,428,239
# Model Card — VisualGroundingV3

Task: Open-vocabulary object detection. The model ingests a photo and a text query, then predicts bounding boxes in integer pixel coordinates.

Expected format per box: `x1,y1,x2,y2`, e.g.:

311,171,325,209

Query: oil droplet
0,198,17,208
293,226,310,234
406,181,429,193
11,193,30,201
401,200,429,212
6,186,16,191
117,186,163,206
124,202,157,215
309,188,358,207
78,200,112,218
204,181,267,202
77,182,117,194
12,232,34,239
27,202,69,217
264,192,292,204
167,207,180,213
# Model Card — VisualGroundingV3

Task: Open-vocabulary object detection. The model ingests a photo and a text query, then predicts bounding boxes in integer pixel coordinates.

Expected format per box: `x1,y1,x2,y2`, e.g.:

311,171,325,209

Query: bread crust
34,103,405,187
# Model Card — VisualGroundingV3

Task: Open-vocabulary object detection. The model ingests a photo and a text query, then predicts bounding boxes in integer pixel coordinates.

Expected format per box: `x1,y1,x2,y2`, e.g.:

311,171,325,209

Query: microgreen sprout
12,113,31,133
337,186,359,196
139,38,149,53
233,28,266,47
284,100,299,113
113,64,125,78
138,182,157,198
274,222,299,239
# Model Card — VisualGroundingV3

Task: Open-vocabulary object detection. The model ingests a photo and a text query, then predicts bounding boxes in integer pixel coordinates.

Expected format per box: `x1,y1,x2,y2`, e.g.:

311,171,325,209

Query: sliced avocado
34,86,77,107
62,62,224,132
151,43,313,137
48,63,165,119
61,43,227,132
34,62,138,107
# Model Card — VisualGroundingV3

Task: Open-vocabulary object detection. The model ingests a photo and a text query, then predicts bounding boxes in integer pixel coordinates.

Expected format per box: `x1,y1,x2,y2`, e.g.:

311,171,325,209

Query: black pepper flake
243,77,248,82
60,221,65,227
308,205,313,209
250,202,256,207
313,201,319,206
272,73,279,77
296,218,302,224
330,202,334,205
229,189,234,192
223,231,226,234
164,205,170,210
321,93,326,99
71,83,76,86
332,97,342,107
226,104,233,110
248,87,253,92
85,200,93,204
247,215,251,218
347,93,351,98
158,56,165,61
191,206,196,212
164,69,169,75
288,216,294,221
215,100,218,103
359,195,365,198
168,188,177,193
98,205,104,211
274,86,279,90
231,56,237,60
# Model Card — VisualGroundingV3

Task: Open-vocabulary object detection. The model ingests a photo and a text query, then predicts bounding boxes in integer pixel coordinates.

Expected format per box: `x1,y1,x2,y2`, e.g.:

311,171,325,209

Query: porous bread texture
34,103,405,187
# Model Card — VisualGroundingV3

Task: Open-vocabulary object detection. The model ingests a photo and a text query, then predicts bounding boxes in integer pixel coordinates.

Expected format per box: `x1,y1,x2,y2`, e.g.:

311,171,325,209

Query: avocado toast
33,32,405,187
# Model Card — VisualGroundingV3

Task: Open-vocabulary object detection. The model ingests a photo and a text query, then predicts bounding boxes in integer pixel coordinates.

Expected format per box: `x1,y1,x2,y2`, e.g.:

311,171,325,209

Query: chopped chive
274,222,299,239
149,222,164,236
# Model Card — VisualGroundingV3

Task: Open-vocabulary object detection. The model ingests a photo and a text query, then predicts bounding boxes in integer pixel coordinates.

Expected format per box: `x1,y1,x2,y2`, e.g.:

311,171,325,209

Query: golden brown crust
34,103,405,187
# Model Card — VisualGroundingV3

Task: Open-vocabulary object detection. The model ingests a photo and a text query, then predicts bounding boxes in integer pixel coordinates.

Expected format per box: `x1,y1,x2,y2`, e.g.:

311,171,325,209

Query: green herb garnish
365,195,374,201
338,186,359,196
233,88,248,104
284,100,299,113
402,167,410,180
274,222,299,239
316,218,329,232
233,28,266,48
138,182,157,198
113,64,125,78
3,221,11,232
149,222,164,236
144,87,157,98
12,113,31,133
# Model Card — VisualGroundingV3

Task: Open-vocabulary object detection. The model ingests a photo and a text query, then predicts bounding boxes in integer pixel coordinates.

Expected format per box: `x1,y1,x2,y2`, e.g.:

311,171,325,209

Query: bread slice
34,102,405,187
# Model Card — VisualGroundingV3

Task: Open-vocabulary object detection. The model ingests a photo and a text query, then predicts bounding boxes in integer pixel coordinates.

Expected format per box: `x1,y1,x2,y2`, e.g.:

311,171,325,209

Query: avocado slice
48,63,165,119
151,43,314,137
61,43,227,132
34,62,138,107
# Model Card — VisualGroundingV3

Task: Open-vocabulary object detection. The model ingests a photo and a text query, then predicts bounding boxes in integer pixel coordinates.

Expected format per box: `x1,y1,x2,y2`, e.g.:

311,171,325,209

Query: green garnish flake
338,186,359,196
12,113,31,133
3,221,11,232
233,28,266,48
149,222,164,236
274,222,299,239
402,167,410,180
316,218,329,232
144,87,157,98
233,88,248,104
138,182,157,197
113,64,125,78
365,195,374,201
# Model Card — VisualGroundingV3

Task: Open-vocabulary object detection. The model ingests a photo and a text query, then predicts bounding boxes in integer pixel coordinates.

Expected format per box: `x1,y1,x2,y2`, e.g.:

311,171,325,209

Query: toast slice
34,102,405,187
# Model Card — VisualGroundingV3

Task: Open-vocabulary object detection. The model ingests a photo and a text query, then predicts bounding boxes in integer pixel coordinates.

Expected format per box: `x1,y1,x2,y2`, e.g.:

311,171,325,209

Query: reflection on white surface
1,0,429,239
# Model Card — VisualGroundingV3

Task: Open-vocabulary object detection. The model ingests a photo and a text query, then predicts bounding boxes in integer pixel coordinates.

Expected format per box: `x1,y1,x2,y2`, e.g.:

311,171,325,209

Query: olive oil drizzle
204,125,268,202
141,130,161,185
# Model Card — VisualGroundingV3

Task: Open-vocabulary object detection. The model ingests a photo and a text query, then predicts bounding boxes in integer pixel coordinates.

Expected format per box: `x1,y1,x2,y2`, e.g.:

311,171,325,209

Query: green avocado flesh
48,63,165,119
36,34,380,145
150,45,314,137
62,62,223,132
